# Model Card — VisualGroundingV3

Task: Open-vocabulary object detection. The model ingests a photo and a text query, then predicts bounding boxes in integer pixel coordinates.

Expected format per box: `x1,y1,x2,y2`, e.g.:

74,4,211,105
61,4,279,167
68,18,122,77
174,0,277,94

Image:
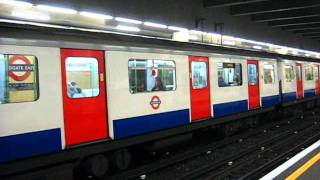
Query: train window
191,62,207,89
285,65,295,82
263,64,275,84
128,59,176,94
218,63,242,87
248,64,258,85
296,66,302,81
0,54,39,104
65,57,99,98
305,66,314,81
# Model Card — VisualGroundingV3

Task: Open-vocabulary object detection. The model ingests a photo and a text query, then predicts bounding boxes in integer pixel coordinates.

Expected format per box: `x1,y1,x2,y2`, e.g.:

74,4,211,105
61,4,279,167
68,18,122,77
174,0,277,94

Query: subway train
1,23,320,178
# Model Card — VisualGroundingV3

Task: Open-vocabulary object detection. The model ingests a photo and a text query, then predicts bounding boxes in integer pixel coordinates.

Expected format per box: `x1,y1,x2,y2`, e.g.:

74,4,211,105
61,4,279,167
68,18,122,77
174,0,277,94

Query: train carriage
1,24,320,178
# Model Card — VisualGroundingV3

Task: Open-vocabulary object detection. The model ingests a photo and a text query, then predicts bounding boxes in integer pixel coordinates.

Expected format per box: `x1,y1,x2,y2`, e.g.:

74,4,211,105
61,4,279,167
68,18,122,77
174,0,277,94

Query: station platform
261,140,320,180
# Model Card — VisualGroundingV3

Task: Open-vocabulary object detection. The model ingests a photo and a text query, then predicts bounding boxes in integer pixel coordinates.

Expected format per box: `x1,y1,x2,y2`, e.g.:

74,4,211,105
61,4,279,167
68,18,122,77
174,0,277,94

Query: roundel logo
150,96,161,110
8,55,33,81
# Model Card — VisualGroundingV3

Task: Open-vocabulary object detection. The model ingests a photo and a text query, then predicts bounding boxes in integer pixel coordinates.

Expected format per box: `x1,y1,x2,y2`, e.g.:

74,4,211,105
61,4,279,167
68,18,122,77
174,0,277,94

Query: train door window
285,65,295,82
191,61,207,89
263,64,275,84
0,54,39,104
128,59,176,93
248,64,258,85
296,65,302,81
305,66,314,81
217,62,242,87
65,57,99,98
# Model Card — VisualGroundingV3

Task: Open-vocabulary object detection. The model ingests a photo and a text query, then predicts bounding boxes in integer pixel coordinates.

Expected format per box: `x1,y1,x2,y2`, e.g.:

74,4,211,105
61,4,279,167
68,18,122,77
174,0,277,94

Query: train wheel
112,148,132,170
82,154,109,178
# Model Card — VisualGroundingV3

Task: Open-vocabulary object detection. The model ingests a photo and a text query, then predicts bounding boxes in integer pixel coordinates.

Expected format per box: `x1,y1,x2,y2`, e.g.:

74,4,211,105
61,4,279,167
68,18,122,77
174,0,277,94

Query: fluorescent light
305,54,311,57
115,17,142,24
189,30,206,35
189,35,198,40
291,51,298,55
224,40,236,46
0,0,32,7
12,11,50,21
80,11,113,19
37,5,77,14
116,25,140,32
143,22,167,29
253,45,262,50
168,26,188,32
207,33,221,38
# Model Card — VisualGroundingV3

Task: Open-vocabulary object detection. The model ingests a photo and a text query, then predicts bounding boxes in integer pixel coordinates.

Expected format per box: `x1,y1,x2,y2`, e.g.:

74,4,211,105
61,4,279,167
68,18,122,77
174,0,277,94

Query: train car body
1,25,320,178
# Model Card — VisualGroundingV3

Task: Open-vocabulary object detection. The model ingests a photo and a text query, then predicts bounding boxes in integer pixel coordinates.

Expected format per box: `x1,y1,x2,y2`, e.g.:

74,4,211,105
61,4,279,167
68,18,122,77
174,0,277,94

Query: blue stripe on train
304,89,316,98
282,92,297,103
262,95,280,107
113,109,190,139
0,128,62,163
213,100,248,118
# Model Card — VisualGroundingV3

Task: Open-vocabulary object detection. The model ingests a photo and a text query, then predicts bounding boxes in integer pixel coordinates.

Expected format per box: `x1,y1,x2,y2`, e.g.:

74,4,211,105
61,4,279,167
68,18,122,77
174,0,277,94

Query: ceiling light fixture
115,17,142,24
37,5,77,14
80,11,113,20
116,25,140,32
12,11,50,21
168,26,188,32
143,22,167,29
0,0,32,7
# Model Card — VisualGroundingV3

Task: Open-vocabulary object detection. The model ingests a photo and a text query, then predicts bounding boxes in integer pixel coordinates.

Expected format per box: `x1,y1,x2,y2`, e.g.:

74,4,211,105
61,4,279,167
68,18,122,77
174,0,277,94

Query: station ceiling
204,0,320,41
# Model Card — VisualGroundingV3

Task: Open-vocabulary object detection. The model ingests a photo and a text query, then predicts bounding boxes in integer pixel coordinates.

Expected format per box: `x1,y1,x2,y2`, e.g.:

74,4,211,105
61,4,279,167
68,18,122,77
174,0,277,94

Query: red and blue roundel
150,96,161,110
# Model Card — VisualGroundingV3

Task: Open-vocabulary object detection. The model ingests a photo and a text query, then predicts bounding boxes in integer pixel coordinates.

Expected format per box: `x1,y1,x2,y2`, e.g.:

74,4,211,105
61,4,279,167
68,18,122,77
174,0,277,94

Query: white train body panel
210,56,249,118
259,59,280,107
0,45,65,162
105,51,190,139
303,62,316,98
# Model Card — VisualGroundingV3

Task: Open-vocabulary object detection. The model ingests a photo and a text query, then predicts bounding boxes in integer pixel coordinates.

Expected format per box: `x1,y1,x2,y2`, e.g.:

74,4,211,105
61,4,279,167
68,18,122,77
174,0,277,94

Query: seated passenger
152,77,165,91
218,76,227,87
67,82,83,98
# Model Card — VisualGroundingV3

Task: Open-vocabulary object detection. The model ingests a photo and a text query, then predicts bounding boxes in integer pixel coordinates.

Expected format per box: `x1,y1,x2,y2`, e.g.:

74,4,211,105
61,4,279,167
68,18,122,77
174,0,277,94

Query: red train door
189,56,211,121
61,49,108,146
247,60,260,109
296,63,303,99
315,65,320,95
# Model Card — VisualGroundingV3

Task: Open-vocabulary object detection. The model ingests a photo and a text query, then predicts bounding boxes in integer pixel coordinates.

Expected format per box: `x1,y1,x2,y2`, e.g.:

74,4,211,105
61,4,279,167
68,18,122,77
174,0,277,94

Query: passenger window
218,62,242,87
248,64,258,85
191,62,208,89
263,64,275,84
128,59,176,94
285,65,295,82
0,54,39,104
305,66,314,81
65,57,99,98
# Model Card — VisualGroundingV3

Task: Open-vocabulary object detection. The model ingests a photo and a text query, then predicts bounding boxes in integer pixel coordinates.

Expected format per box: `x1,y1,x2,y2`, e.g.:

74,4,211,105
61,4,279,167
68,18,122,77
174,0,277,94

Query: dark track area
106,108,320,180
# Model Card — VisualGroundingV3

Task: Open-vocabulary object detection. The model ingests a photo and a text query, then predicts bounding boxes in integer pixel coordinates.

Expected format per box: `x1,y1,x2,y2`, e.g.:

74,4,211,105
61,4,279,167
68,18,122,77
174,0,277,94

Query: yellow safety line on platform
286,152,320,180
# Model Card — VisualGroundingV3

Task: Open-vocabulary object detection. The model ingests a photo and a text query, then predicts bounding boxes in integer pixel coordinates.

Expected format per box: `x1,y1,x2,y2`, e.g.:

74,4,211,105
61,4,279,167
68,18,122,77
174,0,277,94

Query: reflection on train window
218,63,242,87
263,64,275,84
296,65,302,81
66,57,99,98
285,65,295,82
128,59,176,94
248,64,258,85
313,66,319,80
305,66,314,81
0,54,39,104
192,62,207,89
